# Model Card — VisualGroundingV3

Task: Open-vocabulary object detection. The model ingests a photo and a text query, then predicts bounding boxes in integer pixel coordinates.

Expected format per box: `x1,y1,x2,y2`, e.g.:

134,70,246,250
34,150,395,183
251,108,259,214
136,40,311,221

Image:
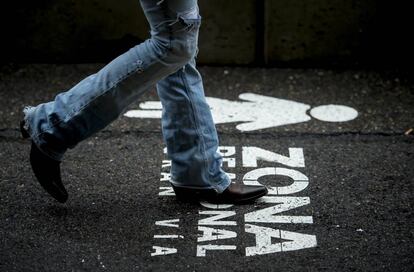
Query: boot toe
29,141,68,203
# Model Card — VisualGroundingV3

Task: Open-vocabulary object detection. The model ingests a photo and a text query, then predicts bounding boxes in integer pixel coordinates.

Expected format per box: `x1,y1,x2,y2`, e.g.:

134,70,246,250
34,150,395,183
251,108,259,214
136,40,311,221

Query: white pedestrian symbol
124,92,358,132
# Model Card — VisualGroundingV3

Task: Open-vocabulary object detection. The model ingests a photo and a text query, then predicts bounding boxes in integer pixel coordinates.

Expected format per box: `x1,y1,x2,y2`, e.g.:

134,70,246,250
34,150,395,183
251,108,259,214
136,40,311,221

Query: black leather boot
20,120,68,203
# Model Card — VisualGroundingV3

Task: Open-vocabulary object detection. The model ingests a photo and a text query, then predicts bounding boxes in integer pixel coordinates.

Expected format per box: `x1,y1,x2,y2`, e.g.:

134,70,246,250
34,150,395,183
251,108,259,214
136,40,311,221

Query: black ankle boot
20,120,68,203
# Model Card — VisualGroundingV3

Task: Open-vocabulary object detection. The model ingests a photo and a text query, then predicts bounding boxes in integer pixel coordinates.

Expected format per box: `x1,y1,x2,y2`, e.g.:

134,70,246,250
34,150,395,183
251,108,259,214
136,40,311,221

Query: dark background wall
1,0,412,68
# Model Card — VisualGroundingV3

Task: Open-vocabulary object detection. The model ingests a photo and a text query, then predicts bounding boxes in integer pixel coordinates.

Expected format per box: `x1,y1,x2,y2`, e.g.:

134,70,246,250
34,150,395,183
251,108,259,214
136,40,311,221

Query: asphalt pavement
0,64,413,271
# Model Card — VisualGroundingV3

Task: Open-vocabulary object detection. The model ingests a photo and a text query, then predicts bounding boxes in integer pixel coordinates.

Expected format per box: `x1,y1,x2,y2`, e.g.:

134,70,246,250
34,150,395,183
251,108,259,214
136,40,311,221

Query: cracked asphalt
0,64,413,271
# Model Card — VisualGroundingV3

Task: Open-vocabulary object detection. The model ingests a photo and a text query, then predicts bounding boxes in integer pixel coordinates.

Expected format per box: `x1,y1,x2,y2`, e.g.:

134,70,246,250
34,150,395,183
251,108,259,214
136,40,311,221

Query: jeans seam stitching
178,68,210,177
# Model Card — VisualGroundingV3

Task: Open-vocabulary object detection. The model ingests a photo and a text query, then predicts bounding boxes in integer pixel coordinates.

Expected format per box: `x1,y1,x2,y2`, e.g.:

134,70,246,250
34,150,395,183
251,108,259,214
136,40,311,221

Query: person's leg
157,55,230,193
20,0,204,202
21,0,267,204
22,0,199,162
156,2,268,203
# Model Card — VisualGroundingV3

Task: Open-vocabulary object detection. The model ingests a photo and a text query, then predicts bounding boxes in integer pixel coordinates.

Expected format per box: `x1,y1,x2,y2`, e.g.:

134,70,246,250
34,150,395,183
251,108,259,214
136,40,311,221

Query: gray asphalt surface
0,64,413,271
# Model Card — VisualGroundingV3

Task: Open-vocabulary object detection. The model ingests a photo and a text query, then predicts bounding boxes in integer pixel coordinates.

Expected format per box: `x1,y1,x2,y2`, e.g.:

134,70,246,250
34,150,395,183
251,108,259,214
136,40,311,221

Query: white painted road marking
197,245,237,257
242,147,305,168
310,105,358,122
153,146,317,257
155,219,180,228
154,235,184,239
245,196,313,224
151,246,177,256
124,92,358,131
245,224,317,256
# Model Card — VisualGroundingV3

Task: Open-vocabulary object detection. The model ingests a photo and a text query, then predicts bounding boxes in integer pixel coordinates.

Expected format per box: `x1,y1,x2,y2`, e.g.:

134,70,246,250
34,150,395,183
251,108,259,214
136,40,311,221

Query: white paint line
155,219,179,228
138,101,163,110
151,246,177,256
124,110,162,119
154,235,184,239
162,160,171,168
199,202,234,209
158,187,175,196
196,245,236,257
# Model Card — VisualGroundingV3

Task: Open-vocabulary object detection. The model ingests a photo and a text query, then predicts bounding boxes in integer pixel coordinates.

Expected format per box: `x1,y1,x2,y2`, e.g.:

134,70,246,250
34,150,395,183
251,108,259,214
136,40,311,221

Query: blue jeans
22,0,230,193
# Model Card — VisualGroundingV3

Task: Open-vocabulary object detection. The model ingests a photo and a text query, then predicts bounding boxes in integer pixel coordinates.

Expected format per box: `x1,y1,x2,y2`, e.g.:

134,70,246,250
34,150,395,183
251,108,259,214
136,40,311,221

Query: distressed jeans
22,0,231,193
